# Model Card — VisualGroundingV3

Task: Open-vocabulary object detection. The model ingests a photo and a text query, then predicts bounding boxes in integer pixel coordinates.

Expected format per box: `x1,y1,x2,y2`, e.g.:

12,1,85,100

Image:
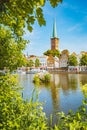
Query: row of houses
27,51,87,72
27,55,62,69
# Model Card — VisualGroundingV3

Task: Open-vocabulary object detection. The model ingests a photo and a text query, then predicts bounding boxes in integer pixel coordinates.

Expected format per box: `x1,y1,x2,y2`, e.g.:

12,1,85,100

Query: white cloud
67,24,82,32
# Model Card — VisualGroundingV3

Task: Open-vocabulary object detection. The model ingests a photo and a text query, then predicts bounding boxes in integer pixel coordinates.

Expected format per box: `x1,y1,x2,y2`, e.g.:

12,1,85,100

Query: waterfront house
59,53,68,68
28,55,47,69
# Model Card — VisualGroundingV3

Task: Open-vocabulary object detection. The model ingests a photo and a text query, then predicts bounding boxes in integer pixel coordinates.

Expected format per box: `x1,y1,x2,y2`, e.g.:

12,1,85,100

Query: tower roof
52,19,58,38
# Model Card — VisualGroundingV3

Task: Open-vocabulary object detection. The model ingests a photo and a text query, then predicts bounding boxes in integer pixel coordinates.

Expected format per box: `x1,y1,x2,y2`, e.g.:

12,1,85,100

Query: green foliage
27,59,34,67
80,54,87,66
35,58,41,67
0,27,27,71
41,73,51,83
61,49,69,56
68,54,78,66
44,49,60,57
0,74,48,130
33,74,41,84
33,73,51,84
81,84,87,100
49,0,62,7
81,84,87,111
0,0,62,40
54,107,87,130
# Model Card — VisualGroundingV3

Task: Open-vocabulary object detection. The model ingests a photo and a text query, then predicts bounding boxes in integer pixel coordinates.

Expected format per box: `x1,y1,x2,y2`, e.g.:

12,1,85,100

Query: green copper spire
52,19,58,38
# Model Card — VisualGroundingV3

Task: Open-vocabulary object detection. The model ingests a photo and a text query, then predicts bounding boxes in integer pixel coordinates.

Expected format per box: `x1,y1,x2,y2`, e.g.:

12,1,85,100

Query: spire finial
52,18,58,38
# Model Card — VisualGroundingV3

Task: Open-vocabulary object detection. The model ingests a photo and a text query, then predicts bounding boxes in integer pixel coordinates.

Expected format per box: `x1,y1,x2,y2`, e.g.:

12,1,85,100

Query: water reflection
18,73,87,120
50,80,60,112
50,74,80,97
79,74,87,85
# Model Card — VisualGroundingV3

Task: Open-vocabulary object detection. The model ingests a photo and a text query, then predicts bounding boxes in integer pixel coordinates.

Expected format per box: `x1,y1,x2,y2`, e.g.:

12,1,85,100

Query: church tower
51,19,59,50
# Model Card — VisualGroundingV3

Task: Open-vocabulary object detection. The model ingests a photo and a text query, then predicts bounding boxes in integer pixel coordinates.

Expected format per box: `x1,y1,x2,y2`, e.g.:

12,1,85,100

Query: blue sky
23,0,87,56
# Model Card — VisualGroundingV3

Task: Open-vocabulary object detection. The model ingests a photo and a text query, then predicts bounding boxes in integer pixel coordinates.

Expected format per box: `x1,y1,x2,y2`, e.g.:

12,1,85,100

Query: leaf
27,25,33,32
40,0,45,6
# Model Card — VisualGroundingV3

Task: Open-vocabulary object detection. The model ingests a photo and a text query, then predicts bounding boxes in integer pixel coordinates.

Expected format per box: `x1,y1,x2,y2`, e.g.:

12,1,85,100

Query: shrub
0,74,48,130
33,74,41,84
81,84,87,98
41,73,51,83
33,73,51,84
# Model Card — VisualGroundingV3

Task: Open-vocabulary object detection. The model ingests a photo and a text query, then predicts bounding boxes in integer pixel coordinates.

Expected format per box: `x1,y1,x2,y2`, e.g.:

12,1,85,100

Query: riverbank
48,70,87,74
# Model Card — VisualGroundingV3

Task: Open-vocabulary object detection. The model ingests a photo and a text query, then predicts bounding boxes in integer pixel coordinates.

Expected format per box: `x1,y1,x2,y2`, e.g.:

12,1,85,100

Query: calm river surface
18,73,87,122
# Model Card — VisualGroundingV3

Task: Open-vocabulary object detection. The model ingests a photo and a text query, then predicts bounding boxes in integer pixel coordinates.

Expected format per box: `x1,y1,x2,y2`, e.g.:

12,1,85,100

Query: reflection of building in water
50,74,60,112
51,74,60,86
58,74,78,95
55,74,80,96
68,74,79,91
59,74,69,93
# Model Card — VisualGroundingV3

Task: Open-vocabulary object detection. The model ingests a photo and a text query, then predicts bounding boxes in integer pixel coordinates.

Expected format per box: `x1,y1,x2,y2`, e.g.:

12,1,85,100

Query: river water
18,73,87,123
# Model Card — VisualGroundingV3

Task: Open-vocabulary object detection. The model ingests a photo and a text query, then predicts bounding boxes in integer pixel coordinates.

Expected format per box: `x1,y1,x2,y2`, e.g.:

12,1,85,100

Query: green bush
33,73,51,84
0,74,48,130
81,84,87,98
41,73,51,83
33,74,41,84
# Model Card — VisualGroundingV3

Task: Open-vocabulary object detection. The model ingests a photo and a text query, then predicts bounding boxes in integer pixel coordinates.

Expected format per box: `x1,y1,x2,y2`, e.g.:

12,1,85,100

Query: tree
61,49,69,56
68,54,78,66
0,27,27,71
80,54,87,66
44,49,60,57
35,58,41,67
27,59,34,67
0,0,62,40
51,50,60,57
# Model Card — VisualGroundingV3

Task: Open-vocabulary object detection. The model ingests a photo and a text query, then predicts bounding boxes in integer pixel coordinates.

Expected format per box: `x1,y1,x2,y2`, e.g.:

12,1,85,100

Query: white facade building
28,55,47,69
54,56,59,68
59,54,68,68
